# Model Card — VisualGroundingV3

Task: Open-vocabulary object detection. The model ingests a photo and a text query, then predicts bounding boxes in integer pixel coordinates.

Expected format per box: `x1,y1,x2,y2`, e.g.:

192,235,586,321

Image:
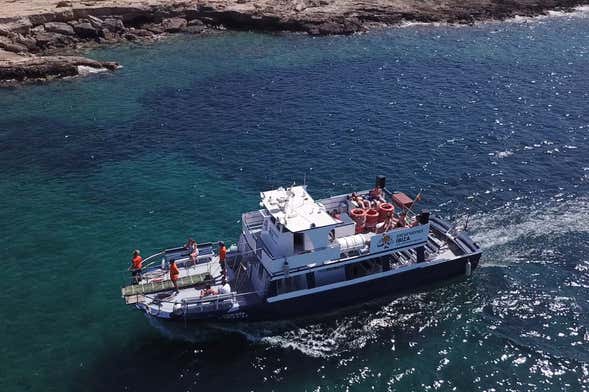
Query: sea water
1,11,588,392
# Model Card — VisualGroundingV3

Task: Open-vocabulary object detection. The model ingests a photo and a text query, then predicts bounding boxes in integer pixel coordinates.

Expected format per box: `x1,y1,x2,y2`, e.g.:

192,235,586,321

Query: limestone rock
0,18,32,35
87,15,104,29
14,35,38,52
144,23,164,34
294,1,307,12
33,31,73,48
130,28,153,37
124,33,138,41
31,25,46,34
0,54,119,84
0,36,28,53
161,17,187,33
44,22,75,36
183,25,205,34
72,22,101,39
100,30,118,41
103,18,125,33
187,19,205,26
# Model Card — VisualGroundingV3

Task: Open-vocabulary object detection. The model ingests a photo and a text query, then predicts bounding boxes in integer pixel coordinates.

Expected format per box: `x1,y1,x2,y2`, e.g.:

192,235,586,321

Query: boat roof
260,185,337,232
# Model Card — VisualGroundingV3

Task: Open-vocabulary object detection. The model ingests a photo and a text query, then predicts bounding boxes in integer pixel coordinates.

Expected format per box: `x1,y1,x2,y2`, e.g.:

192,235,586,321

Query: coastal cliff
0,0,587,85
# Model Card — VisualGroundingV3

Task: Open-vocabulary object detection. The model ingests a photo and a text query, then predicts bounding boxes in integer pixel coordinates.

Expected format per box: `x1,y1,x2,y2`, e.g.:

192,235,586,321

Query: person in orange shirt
169,259,180,293
218,241,227,274
130,249,143,284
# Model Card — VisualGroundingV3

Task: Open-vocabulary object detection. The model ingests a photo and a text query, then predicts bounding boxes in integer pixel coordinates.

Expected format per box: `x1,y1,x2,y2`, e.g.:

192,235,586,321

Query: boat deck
122,255,224,302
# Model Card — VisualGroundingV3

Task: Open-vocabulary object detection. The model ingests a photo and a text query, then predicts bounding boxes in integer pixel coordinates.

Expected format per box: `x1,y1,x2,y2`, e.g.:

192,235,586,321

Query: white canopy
260,186,338,232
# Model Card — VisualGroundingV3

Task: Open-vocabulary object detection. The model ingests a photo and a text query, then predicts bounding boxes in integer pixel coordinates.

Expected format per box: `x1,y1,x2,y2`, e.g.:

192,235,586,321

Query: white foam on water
468,198,589,250
501,5,589,24
241,293,449,358
77,65,108,75
398,21,434,28
490,150,514,159
395,5,589,31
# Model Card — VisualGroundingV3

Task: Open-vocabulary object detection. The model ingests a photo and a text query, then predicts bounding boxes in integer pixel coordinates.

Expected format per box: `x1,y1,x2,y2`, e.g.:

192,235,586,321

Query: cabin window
314,266,345,287
274,274,310,295
345,260,384,280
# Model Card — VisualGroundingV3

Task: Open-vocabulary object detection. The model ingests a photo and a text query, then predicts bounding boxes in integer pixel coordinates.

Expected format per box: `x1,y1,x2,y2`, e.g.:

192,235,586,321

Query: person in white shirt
218,278,231,294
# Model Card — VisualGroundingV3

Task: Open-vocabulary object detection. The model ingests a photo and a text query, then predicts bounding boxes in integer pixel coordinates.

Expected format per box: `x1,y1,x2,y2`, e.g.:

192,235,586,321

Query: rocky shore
1,0,587,86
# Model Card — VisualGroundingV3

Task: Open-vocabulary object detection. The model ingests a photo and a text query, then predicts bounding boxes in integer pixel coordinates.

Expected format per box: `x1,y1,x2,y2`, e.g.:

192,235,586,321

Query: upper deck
241,184,431,277
260,186,338,232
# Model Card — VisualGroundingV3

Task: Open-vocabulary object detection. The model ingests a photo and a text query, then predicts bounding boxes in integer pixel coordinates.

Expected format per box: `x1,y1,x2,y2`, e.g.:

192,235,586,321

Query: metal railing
242,210,264,231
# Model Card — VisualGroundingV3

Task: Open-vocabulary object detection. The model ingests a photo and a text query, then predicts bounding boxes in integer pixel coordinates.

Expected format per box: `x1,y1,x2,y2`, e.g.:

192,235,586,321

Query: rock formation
0,0,587,86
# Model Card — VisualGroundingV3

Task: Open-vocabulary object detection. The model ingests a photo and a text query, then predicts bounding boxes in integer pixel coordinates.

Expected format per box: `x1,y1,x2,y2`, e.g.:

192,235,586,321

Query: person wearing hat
130,249,143,284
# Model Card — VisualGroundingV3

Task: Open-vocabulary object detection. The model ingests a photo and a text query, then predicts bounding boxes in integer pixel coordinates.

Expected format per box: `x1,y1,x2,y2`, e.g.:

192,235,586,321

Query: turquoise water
1,13,589,391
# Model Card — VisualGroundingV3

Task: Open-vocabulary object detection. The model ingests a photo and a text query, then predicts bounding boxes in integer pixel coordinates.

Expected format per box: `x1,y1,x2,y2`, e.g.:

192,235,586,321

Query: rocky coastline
0,0,587,86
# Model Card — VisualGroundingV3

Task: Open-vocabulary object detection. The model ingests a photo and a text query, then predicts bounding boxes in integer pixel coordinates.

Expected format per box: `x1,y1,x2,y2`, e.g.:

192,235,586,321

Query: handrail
181,292,235,305
123,240,223,273
132,251,164,271
145,291,257,305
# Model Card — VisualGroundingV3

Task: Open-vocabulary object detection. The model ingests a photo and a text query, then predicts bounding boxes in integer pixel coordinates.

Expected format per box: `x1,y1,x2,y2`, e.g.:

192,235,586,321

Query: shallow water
1,11,588,392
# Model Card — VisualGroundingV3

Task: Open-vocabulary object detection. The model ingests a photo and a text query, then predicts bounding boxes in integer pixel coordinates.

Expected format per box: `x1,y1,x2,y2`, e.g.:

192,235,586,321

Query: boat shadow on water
72,277,483,392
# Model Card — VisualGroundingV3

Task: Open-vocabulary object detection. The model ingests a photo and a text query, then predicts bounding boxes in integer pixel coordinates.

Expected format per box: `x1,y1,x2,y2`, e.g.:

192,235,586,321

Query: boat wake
147,291,456,358
462,197,589,262
213,291,464,358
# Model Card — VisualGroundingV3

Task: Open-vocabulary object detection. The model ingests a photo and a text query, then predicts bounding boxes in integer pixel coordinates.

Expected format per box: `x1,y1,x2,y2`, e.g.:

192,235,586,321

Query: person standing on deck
189,240,199,266
169,259,180,293
368,186,385,207
396,212,407,228
218,241,227,275
130,250,143,284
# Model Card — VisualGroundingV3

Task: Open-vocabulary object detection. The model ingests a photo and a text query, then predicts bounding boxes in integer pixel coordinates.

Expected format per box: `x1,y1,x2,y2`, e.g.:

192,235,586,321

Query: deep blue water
1,11,589,392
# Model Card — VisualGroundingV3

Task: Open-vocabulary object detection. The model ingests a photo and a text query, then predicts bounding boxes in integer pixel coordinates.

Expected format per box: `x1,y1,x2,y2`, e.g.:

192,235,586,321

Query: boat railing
135,251,165,270
243,211,264,231
181,292,236,305
143,290,256,307
125,241,219,272
179,291,257,315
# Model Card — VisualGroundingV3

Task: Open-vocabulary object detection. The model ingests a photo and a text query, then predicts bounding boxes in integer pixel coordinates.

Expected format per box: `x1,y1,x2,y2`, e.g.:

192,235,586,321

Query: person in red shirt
130,249,143,284
218,241,227,273
169,259,180,293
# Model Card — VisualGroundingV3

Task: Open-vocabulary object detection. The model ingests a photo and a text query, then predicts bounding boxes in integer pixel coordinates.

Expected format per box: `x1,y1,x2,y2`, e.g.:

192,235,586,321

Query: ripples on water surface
1,10,588,392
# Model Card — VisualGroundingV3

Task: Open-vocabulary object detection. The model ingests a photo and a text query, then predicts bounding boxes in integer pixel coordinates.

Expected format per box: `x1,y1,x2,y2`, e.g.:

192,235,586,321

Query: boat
121,176,482,323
